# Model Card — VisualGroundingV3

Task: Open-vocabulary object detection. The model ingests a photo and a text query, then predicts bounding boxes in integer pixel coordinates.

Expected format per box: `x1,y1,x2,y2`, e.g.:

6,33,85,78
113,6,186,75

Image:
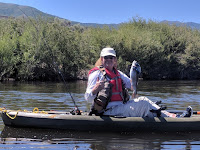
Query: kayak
1,109,200,132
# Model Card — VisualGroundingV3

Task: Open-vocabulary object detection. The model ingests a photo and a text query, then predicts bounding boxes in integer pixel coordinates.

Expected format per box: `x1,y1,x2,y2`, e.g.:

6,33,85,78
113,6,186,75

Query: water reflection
0,81,88,112
0,81,87,93
1,126,200,150
0,80,200,149
138,80,200,110
0,91,86,111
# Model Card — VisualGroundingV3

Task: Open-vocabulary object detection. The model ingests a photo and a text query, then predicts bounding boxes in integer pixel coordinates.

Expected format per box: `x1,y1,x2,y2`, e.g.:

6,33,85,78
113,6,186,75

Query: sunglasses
104,56,115,59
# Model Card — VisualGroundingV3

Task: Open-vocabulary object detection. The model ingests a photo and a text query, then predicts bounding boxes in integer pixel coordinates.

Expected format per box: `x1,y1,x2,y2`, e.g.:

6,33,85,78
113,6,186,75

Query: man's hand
132,91,138,99
92,77,104,95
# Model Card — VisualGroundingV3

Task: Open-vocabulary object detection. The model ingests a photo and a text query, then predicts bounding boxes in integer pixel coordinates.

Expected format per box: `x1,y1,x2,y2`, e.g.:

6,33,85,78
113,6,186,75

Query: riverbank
1,18,200,81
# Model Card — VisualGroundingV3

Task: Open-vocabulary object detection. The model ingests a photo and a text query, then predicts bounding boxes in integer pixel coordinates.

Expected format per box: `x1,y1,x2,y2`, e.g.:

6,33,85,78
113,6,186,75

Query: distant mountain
1,2,200,30
78,22,119,28
0,15,9,19
0,2,118,28
185,22,200,30
0,2,55,19
161,20,200,30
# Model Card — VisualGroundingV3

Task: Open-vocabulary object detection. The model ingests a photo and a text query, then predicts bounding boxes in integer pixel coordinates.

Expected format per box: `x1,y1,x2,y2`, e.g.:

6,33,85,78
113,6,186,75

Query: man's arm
85,70,104,102
118,70,131,89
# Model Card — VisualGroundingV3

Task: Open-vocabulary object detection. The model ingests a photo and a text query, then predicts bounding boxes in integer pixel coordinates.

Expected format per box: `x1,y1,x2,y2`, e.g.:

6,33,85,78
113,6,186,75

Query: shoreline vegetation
0,17,200,81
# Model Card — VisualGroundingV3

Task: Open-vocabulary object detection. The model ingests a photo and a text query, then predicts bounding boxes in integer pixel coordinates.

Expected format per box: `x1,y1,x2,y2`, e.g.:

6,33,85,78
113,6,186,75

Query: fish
130,60,141,98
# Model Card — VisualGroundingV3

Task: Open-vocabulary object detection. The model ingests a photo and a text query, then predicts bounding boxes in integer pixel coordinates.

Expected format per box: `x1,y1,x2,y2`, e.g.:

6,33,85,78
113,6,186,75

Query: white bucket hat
100,48,116,57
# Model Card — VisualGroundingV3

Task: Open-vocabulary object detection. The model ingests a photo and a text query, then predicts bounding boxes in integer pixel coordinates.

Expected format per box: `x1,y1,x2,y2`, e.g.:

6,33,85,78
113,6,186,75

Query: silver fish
130,60,141,98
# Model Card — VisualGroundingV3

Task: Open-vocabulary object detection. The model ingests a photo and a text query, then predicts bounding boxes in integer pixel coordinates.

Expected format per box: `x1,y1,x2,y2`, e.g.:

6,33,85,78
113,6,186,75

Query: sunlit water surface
0,80,200,150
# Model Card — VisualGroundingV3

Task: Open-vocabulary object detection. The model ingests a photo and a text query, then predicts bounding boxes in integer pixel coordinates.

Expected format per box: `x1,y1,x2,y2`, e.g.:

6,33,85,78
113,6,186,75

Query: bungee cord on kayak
0,107,47,120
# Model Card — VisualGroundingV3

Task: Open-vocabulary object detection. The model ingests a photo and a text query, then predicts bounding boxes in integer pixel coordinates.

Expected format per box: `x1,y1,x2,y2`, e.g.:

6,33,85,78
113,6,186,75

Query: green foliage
0,17,200,81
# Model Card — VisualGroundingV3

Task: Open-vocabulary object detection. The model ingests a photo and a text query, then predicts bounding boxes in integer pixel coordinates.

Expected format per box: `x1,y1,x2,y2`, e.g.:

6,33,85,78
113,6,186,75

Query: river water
0,80,200,150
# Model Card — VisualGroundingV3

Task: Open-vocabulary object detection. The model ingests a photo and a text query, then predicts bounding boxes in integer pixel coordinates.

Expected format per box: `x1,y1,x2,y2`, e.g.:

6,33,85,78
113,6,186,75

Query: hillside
0,2,56,18
0,15,9,19
161,20,200,30
0,2,118,28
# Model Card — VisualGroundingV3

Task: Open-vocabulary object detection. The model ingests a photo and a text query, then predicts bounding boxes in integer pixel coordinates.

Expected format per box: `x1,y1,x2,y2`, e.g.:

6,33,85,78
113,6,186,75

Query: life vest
88,66,100,76
105,68,123,102
88,66,123,102
88,66,129,115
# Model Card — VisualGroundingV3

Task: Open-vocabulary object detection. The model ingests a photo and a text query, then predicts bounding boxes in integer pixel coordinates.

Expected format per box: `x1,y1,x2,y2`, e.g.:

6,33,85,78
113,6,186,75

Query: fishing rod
18,7,81,114
169,110,200,115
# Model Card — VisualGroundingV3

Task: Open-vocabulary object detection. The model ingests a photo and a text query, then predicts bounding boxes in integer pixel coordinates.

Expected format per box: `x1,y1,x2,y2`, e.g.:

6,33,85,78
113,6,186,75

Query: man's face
101,55,116,70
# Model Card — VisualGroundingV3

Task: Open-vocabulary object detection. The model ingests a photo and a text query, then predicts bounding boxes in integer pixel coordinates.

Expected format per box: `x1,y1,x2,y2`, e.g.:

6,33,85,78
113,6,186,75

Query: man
85,47,192,117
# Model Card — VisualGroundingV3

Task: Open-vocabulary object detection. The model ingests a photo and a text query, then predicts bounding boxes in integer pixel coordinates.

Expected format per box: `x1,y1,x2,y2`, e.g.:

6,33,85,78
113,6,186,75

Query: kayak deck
1,110,200,132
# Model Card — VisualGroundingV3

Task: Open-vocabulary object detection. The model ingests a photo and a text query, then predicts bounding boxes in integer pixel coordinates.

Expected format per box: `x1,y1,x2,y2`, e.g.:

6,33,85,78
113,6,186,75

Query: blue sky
0,0,200,24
